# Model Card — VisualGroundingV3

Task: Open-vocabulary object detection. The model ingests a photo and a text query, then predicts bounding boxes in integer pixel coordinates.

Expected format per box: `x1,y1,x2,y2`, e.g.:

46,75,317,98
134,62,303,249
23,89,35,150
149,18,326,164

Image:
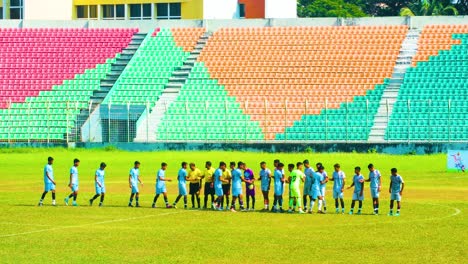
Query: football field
0,148,466,263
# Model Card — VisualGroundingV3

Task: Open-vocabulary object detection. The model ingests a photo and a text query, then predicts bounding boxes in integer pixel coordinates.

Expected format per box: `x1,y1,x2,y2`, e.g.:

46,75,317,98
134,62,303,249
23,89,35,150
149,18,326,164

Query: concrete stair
134,31,213,142
368,29,421,142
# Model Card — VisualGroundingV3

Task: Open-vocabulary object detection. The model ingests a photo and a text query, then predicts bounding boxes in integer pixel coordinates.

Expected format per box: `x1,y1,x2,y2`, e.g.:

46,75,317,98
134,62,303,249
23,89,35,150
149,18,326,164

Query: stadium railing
1,98,466,144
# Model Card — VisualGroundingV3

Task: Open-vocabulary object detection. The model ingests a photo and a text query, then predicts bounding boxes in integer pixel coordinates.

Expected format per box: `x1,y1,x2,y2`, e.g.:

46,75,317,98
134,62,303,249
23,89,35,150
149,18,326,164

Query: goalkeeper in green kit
286,162,305,214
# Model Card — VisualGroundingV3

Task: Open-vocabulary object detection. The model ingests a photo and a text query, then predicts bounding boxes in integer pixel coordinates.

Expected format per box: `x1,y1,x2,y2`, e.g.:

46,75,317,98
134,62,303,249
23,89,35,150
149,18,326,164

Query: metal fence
0,99,467,144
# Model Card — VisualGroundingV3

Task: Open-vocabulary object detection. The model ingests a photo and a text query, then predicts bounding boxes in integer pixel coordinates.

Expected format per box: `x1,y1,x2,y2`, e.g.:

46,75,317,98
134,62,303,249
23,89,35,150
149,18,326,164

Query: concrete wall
75,142,468,154
5,17,468,30
24,0,73,20
203,0,238,19
265,0,296,19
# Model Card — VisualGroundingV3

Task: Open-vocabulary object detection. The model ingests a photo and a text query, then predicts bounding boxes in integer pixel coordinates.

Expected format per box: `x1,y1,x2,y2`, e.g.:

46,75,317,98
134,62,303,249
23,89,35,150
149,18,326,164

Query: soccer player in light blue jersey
89,162,107,207
230,161,246,212
330,163,346,214
365,164,382,215
65,158,80,206
38,157,56,206
310,166,325,214
272,163,285,213
128,161,143,207
347,166,364,215
388,168,405,216
172,162,189,209
258,161,272,211
316,162,329,213
214,162,229,210
302,160,314,212
152,162,173,208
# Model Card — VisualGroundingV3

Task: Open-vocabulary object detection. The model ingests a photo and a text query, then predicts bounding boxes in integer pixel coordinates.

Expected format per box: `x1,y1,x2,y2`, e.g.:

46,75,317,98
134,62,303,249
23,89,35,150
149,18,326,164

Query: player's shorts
71,184,79,192
390,192,401,201
303,182,311,196
215,187,223,197
370,188,380,199
189,183,200,195
333,189,343,199
261,182,270,192
222,184,231,195
246,186,255,196
352,192,364,201
232,187,242,197
290,188,301,198
44,182,55,192
204,182,215,196
156,185,166,195
131,185,139,194
95,184,105,195
311,189,321,200
274,184,284,196
178,183,187,196
320,187,326,197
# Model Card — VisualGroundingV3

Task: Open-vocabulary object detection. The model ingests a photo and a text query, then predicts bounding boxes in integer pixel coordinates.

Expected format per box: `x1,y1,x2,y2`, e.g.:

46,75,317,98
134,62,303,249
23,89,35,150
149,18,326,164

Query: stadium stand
386,24,468,141
102,28,204,106
0,28,136,140
156,61,264,141
196,26,407,140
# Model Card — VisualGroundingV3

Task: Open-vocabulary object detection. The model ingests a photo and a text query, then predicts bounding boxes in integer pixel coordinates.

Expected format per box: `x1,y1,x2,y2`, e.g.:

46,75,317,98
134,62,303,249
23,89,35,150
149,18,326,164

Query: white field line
0,211,184,238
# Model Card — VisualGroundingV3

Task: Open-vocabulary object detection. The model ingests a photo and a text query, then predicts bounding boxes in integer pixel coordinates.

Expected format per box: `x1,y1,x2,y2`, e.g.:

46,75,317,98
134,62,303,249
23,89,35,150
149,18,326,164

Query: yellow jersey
188,168,202,183
222,169,232,185
202,167,216,183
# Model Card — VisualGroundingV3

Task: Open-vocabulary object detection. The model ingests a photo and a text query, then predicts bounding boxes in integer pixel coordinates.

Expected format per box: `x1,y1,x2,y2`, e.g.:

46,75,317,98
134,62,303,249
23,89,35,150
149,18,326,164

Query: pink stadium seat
0,28,137,107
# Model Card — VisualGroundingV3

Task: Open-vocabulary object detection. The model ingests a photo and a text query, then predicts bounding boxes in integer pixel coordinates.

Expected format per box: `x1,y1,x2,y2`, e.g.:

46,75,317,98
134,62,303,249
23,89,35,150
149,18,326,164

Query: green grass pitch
0,149,466,263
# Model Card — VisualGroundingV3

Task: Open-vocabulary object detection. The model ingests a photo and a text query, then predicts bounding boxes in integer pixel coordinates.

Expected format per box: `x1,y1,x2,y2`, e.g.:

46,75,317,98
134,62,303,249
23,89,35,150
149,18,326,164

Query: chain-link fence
0,98,467,144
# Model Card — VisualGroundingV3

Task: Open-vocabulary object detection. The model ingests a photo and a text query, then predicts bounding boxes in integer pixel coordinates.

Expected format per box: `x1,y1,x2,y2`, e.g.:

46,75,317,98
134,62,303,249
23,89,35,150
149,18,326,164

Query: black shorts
222,184,231,195
204,182,215,195
189,183,200,195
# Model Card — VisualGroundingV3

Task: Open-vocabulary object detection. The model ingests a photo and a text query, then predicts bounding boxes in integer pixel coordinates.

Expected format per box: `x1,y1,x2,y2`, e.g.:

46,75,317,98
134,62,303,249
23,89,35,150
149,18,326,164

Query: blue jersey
95,169,105,186
332,171,345,191
214,168,223,190
319,171,328,189
70,166,78,185
390,175,404,193
156,169,165,189
232,168,242,189
353,174,365,193
274,169,284,193
312,171,323,191
259,168,271,188
304,167,314,187
43,164,54,183
130,168,139,186
178,168,187,184
369,170,381,189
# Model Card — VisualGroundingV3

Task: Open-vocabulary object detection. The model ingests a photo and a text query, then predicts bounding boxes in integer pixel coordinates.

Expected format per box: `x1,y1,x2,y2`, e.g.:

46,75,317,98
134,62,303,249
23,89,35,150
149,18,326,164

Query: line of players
38,157,405,216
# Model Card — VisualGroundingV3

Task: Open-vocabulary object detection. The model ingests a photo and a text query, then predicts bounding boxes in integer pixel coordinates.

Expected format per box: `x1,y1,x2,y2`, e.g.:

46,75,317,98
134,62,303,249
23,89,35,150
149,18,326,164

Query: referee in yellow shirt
201,161,216,209
188,163,202,209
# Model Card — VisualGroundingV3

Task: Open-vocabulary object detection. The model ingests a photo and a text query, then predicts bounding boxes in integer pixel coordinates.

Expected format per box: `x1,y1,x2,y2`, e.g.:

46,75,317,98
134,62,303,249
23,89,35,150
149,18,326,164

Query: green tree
400,0,459,16
362,0,414,16
298,0,367,18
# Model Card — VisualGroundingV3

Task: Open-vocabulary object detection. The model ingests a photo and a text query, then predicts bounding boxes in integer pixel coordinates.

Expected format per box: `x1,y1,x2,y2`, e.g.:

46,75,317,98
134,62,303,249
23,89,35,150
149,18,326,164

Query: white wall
203,0,239,19
24,0,73,20
265,0,296,18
